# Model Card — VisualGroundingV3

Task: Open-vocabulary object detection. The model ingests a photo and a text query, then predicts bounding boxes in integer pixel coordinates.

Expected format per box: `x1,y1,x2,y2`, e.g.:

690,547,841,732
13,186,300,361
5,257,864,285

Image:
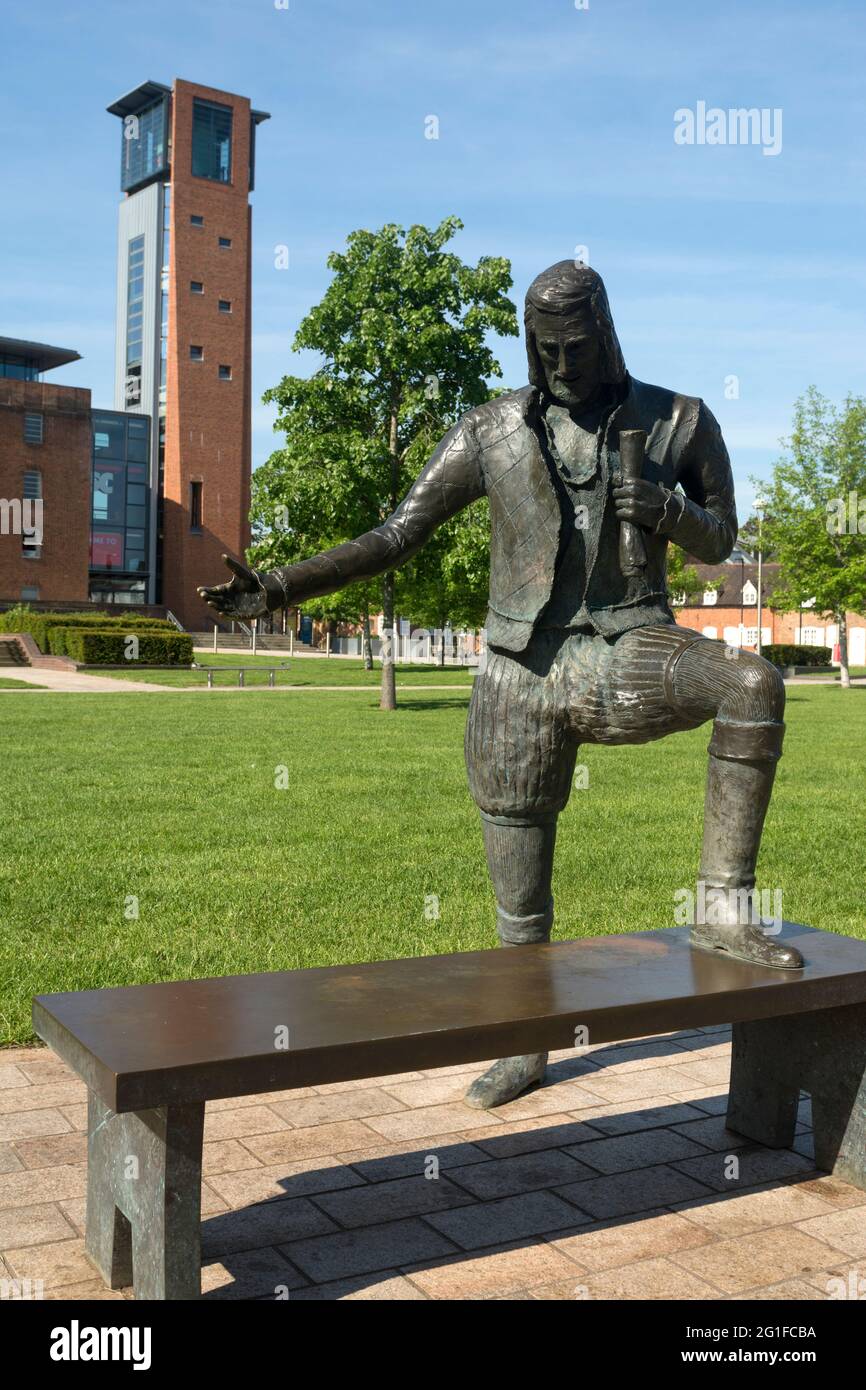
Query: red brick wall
162,79,254,627
677,604,865,649
0,379,91,604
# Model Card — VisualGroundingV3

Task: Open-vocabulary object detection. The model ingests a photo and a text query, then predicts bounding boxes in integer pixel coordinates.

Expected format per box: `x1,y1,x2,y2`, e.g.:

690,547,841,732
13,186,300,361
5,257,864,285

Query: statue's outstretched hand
197,555,268,620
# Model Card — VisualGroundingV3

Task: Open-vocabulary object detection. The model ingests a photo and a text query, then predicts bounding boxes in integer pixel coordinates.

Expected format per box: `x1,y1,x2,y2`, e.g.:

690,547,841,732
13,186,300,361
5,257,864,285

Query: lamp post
754,498,766,656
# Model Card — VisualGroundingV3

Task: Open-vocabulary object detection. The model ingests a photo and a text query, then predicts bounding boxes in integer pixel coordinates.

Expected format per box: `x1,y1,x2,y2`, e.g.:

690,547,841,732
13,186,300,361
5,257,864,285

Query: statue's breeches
465,623,785,820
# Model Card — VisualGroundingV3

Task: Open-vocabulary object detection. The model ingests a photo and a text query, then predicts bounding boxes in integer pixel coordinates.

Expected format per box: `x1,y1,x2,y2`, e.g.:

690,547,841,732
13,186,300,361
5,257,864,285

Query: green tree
749,388,866,687
392,414,491,661
250,218,517,707
664,542,712,609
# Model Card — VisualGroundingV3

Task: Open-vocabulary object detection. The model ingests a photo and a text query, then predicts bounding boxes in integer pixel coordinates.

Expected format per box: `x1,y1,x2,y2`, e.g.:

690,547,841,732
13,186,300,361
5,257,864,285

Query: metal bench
191,663,292,688
32,923,866,1300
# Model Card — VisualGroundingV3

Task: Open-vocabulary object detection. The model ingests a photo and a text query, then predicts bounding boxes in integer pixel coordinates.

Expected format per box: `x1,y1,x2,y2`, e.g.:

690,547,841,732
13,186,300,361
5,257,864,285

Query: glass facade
0,353,40,380
159,186,170,407
90,413,151,597
124,235,145,406
120,97,169,193
156,414,166,603
192,99,233,182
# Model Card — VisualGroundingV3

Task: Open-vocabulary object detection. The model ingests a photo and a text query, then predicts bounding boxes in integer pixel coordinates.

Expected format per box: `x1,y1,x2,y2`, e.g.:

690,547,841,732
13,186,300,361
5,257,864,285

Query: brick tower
107,79,269,625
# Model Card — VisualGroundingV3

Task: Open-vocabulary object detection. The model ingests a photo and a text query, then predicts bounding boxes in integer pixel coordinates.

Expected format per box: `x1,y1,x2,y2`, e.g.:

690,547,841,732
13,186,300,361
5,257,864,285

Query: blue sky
2,0,864,518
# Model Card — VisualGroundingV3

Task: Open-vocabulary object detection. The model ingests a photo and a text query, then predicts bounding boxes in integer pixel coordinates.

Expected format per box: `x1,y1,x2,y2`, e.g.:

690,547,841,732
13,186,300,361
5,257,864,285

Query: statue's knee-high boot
692,719,803,969
465,814,557,1109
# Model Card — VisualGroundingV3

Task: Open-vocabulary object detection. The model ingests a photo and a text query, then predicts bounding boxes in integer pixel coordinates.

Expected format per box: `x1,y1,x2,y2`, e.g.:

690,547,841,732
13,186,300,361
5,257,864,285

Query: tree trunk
438,625,446,668
380,572,397,709
362,612,374,671
380,404,400,711
838,611,851,688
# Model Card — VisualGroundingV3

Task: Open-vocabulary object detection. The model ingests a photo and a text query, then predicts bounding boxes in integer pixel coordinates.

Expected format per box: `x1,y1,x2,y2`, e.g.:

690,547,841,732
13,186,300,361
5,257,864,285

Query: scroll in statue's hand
612,478,666,530
197,555,269,620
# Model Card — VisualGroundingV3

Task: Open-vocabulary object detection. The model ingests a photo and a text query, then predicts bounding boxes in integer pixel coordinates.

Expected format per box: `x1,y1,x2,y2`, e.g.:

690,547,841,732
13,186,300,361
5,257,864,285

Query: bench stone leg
798,1004,866,1186
85,1092,205,1300
727,1004,866,1188
726,1017,800,1149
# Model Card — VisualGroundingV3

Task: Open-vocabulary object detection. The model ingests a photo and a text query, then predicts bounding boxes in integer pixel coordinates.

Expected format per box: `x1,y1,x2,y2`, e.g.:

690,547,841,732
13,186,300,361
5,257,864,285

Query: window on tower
22,470,42,559
125,235,145,406
190,481,203,532
192,99,233,183
120,97,169,193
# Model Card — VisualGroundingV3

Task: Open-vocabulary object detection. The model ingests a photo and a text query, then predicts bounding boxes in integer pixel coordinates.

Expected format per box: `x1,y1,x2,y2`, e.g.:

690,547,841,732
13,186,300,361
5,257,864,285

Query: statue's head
525,261,626,410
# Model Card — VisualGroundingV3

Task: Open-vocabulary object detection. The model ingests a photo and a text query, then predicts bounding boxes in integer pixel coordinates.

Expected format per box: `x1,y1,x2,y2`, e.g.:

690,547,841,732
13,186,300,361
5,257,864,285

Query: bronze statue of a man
200,261,801,1110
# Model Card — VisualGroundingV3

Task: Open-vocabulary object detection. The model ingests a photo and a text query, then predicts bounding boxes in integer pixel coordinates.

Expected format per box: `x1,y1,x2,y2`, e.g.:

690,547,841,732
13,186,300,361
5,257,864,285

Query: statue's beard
544,372,607,412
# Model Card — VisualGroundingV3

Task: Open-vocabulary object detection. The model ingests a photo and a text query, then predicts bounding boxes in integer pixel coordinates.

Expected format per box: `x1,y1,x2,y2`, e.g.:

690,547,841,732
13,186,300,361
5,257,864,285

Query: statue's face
532,307,603,410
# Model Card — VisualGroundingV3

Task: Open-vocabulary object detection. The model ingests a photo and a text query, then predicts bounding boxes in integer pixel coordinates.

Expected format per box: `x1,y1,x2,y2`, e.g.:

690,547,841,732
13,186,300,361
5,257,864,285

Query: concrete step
31,655,77,671
0,639,27,666
189,633,319,653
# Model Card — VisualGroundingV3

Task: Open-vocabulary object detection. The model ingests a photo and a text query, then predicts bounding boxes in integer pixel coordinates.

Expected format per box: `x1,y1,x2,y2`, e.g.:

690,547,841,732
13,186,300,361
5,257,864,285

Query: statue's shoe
464,1052,548,1109
690,921,804,970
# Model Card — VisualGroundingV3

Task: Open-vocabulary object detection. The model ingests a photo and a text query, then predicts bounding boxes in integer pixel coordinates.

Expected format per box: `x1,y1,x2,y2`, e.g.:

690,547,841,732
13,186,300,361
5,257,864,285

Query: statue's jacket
262,375,738,654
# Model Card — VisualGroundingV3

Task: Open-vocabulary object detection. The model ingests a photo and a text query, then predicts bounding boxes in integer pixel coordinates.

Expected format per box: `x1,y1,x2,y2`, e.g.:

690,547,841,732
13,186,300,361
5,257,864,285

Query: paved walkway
1,664,860,695
0,669,469,693
0,668,176,693
785,675,866,686
1,1030,863,1300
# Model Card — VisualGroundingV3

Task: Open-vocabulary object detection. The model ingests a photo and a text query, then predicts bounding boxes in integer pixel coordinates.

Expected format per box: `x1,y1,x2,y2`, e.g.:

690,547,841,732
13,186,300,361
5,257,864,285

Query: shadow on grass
392,696,472,711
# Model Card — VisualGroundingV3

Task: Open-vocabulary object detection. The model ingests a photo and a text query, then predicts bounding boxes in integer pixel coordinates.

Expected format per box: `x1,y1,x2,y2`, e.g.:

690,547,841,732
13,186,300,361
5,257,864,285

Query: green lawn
88,653,475,688
1,684,864,1042
0,676,46,689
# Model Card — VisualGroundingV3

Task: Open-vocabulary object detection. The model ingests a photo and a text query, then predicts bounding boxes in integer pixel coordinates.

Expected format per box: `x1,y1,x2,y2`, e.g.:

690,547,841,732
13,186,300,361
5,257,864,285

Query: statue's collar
524,375,633,432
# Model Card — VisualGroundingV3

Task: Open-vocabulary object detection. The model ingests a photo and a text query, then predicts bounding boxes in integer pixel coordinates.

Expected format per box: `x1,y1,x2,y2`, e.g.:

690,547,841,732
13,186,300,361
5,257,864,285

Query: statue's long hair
524,261,627,392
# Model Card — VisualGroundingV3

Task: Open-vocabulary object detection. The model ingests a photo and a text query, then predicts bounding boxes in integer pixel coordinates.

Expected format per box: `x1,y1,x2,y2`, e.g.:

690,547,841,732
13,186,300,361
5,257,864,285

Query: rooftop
106,78,270,124
0,336,81,374
106,80,172,119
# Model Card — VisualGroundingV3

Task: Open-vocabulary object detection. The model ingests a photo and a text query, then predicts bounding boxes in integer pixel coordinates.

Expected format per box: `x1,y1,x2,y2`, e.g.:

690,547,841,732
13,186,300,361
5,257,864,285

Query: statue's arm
658,401,738,563
259,418,486,611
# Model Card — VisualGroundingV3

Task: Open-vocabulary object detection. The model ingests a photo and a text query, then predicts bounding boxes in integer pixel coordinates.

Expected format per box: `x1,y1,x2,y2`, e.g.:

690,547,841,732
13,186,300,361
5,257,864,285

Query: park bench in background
191,663,292,688
33,923,866,1300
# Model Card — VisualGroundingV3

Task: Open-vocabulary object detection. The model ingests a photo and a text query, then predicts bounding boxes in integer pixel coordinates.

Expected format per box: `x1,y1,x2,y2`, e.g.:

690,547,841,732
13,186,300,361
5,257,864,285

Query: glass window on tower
125,235,145,406
192,99,233,183
158,186,170,408
120,98,169,193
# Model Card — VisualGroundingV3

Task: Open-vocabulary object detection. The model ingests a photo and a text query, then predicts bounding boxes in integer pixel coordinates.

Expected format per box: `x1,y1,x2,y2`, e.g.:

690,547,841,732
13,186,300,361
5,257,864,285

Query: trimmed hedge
0,607,175,652
47,623,180,656
47,624,183,657
64,628,193,666
763,643,832,668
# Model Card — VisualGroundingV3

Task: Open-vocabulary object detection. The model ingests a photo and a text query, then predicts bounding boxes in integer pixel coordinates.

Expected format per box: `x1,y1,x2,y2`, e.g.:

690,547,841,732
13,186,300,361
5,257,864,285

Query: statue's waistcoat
469,378,699,652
